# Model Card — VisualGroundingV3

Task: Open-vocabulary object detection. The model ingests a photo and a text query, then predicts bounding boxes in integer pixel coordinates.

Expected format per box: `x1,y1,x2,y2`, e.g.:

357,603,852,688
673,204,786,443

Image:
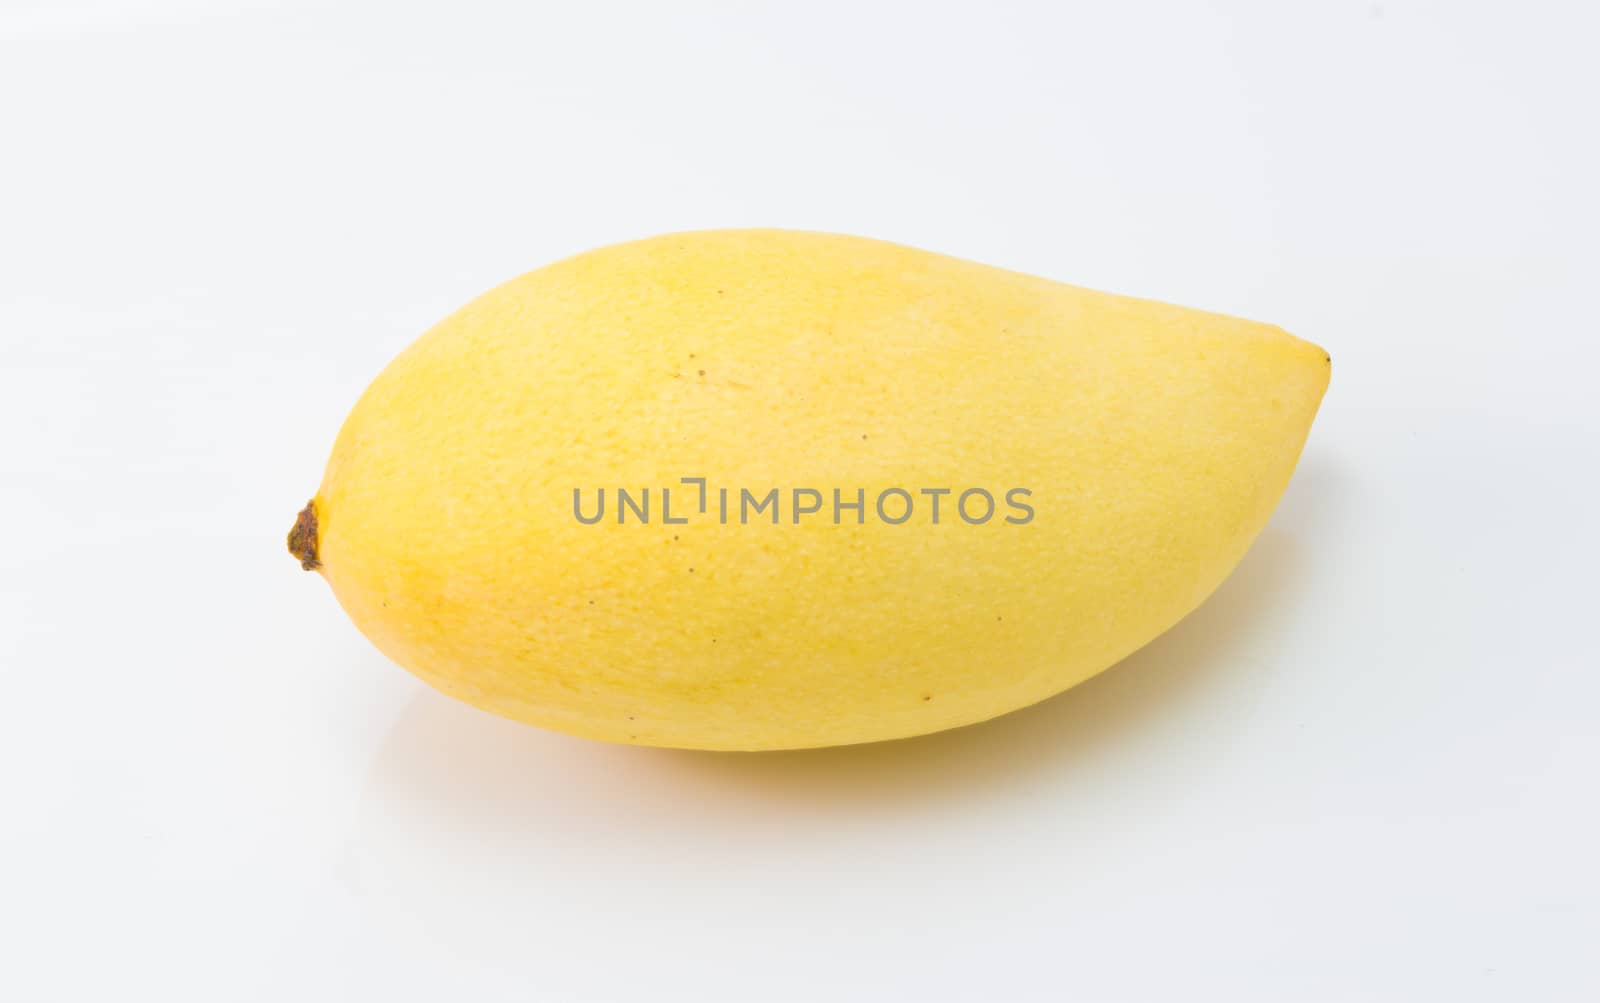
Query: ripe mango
290,230,1329,750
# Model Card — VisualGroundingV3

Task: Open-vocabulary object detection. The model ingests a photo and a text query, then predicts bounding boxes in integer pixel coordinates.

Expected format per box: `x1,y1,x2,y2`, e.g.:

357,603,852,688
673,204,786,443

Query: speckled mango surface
293,230,1329,750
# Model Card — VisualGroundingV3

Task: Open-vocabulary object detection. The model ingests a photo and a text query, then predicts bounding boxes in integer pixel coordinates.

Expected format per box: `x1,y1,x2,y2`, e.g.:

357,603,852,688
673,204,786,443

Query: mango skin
304,230,1329,750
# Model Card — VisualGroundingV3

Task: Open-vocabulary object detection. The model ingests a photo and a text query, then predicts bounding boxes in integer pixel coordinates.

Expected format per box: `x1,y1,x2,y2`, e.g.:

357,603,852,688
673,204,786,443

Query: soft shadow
361,454,1337,824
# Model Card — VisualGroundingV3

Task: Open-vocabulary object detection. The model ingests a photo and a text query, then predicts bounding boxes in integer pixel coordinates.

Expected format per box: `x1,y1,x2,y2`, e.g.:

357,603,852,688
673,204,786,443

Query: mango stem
288,501,321,571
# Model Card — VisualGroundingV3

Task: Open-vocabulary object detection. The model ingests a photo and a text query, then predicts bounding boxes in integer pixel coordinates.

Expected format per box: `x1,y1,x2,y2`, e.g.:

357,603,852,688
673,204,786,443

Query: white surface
3,2,1596,1000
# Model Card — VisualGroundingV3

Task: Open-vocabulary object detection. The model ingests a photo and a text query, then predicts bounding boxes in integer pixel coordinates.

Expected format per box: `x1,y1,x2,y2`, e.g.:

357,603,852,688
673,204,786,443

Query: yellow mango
289,230,1329,750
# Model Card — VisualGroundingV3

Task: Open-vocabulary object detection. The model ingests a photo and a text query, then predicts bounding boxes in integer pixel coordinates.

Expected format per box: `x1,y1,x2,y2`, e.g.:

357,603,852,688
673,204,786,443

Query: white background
3,2,1596,1000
